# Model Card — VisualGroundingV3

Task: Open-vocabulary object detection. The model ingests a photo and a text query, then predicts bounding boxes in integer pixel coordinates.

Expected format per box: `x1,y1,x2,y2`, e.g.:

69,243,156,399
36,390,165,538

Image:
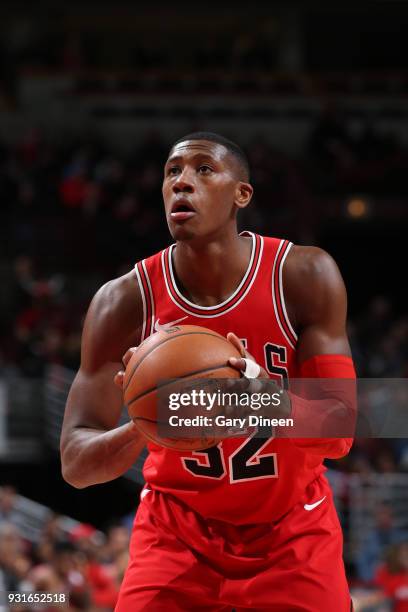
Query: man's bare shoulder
285,245,340,278
82,269,143,367
283,244,347,330
92,270,142,317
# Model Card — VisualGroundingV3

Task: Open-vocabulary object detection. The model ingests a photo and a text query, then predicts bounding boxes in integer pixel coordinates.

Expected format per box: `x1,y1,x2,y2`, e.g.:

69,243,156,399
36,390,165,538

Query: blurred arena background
0,2,407,610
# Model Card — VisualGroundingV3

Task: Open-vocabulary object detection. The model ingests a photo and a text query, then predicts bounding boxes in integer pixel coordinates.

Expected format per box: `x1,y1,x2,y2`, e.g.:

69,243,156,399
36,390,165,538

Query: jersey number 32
181,343,288,483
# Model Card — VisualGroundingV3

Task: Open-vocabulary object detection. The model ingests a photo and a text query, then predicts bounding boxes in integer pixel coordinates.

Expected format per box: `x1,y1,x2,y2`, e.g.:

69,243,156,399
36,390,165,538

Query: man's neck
172,232,252,307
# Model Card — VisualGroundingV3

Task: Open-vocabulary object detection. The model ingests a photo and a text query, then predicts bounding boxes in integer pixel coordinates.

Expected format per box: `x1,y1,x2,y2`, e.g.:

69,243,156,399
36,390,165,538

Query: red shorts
116,474,352,611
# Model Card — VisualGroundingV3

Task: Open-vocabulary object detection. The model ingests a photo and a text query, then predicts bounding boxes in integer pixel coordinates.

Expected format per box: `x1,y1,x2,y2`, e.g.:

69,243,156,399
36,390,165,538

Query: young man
61,132,355,611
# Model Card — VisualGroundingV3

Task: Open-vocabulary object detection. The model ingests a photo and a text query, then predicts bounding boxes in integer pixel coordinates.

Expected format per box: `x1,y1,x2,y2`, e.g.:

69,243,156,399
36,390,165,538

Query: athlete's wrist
244,378,292,419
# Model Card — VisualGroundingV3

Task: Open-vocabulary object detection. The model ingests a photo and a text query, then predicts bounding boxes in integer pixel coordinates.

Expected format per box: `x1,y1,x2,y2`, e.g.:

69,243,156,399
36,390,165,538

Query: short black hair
172,131,250,181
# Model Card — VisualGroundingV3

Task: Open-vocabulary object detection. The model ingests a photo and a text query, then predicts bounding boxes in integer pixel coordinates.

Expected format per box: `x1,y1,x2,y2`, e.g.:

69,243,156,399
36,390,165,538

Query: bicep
289,248,352,365
297,324,351,365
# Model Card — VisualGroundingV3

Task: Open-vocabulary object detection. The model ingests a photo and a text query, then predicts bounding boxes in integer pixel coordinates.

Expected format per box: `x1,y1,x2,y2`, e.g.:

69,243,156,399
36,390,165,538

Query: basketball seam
134,416,165,424
126,364,239,406
135,424,216,451
124,331,235,392
132,416,218,451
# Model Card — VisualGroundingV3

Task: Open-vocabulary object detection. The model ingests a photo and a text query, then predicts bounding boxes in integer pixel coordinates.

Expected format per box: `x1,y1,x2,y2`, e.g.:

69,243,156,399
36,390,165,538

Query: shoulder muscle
284,245,347,330
81,270,143,372
283,245,351,362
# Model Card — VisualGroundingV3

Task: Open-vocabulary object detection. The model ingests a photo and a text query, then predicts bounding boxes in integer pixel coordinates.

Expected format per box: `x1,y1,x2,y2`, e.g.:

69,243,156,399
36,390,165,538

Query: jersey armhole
272,240,298,350
134,260,155,341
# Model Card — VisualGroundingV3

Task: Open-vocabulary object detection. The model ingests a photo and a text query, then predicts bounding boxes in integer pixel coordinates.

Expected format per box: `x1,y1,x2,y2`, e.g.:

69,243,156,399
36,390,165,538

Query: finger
227,333,258,362
114,371,125,388
229,357,267,382
242,358,261,379
122,347,138,367
228,356,247,371
226,332,246,357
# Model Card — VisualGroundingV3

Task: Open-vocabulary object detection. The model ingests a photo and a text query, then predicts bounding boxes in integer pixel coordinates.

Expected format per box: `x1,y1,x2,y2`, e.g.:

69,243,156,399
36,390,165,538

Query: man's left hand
226,332,292,420
227,332,270,379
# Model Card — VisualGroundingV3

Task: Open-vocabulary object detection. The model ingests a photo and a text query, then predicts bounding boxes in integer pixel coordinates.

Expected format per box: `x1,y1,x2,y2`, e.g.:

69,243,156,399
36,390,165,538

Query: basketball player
60,132,356,611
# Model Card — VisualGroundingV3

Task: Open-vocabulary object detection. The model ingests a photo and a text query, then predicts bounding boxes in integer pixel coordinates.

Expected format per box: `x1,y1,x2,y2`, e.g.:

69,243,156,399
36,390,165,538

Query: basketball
123,324,242,450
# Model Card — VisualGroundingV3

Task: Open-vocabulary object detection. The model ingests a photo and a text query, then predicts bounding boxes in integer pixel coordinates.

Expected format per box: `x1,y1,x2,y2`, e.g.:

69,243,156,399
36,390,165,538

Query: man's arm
229,245,355,458
284,245,352,363
60,271,146,489
283,245,356,458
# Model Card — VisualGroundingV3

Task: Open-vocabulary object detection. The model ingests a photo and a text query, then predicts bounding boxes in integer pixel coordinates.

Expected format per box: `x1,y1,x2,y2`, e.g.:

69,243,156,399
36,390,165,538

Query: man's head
162,132,253,242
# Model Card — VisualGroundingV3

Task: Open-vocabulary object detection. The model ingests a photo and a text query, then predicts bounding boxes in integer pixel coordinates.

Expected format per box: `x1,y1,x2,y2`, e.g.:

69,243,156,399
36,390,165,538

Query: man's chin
168,224,196,242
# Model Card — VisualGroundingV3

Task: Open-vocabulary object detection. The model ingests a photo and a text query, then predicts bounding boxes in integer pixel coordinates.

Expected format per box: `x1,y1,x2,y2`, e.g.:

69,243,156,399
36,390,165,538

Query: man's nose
173,169,194,193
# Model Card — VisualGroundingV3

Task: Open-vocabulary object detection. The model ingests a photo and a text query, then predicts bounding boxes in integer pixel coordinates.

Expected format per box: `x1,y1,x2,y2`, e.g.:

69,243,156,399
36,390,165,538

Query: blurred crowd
0,486,131,611
1,9,408,102
0,120,407,454
0,23,281,74
0,18,287,105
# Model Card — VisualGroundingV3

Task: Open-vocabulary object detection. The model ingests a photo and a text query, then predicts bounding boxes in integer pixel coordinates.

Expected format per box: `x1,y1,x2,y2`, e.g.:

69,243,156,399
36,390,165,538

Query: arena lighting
346,198,369,219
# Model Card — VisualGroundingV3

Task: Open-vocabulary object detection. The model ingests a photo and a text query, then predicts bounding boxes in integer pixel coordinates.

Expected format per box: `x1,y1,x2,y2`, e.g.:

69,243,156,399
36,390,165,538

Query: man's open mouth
171,199,195,213
170,199,196,220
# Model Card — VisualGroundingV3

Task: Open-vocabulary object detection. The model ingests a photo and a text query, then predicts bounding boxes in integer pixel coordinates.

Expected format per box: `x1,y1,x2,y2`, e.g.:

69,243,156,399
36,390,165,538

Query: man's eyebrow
166,151,218,164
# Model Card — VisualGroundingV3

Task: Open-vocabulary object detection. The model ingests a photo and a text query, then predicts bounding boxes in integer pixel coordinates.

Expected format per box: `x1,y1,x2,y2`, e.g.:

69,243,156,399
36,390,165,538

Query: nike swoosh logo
154,316,188,332
304,496,326,511
140,488,152,500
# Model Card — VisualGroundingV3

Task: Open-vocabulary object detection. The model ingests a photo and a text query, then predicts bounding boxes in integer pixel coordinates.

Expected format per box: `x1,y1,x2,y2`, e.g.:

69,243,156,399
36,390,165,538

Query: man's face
162,140,251,241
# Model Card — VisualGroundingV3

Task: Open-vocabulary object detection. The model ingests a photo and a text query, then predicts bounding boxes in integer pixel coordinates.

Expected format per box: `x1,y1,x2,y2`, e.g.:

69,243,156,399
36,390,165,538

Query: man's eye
198,165,212,174
168,166,180,175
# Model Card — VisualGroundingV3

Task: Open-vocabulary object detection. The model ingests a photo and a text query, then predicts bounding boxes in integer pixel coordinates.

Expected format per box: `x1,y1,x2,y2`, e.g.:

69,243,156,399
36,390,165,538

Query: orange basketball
123,325,242,450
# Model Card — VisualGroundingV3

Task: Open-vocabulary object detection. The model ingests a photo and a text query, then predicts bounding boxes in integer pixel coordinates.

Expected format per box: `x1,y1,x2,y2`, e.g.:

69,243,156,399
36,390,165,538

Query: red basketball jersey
134,232,326,524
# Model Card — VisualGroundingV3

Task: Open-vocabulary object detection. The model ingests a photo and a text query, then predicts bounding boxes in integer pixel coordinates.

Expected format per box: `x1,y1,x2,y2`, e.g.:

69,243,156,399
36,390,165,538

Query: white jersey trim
271,240,297,350
142,259,155,336
161,235,264,319
134,263,147,342
279,242,298,342
168,232,256,311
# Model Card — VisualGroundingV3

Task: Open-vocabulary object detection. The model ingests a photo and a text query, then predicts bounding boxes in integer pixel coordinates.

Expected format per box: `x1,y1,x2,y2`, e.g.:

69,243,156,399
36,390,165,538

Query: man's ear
235,182,253,210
